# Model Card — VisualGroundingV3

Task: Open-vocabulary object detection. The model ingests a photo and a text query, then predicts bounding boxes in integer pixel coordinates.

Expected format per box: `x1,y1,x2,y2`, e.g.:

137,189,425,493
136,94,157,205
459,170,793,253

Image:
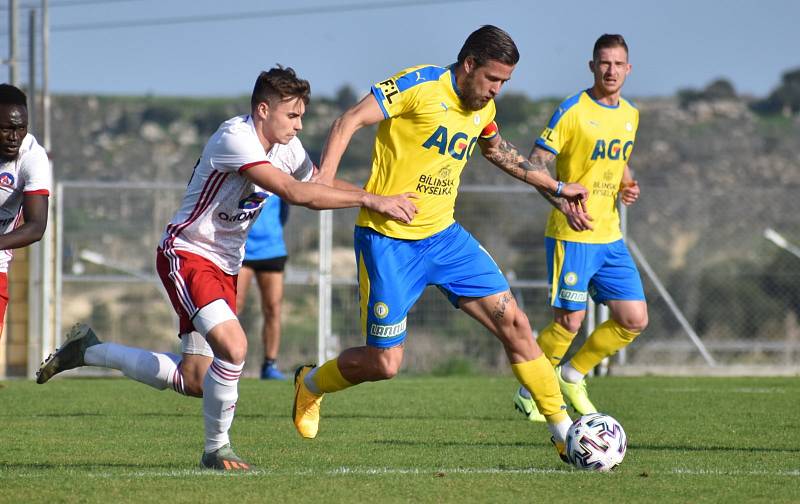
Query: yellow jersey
536,90,639,244
357,64,498,240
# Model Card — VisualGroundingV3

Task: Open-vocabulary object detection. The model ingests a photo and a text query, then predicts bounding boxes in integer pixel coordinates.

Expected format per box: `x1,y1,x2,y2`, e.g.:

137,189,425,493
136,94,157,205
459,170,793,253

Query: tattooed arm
480,134,587,199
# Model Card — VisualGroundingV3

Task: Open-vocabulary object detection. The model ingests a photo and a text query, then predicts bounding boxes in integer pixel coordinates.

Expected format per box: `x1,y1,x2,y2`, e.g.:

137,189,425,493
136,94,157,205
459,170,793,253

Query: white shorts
180,331,214,357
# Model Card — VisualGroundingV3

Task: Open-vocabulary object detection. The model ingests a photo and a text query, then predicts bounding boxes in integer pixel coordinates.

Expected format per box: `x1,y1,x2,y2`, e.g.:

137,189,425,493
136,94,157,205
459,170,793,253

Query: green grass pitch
1,375,798,503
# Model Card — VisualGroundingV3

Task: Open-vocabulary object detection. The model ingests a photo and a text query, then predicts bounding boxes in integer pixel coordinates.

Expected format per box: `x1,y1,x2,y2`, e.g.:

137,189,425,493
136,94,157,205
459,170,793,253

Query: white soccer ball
566,413,627,472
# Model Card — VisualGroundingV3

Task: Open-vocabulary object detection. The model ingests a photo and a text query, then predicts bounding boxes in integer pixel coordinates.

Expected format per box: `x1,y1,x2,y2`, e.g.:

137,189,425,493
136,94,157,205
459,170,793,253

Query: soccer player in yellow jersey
513,34,647,422
291,25,590,462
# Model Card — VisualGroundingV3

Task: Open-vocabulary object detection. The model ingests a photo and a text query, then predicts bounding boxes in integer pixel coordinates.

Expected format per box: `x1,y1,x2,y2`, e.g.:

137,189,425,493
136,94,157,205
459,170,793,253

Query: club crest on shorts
564,272,578,286
373,302,389,319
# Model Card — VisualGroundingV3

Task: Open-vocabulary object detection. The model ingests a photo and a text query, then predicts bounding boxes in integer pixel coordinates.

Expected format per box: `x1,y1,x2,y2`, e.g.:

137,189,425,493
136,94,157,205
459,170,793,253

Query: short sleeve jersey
160,115,312,274
0,134,51,272
357,64,498,240
535,90,638,243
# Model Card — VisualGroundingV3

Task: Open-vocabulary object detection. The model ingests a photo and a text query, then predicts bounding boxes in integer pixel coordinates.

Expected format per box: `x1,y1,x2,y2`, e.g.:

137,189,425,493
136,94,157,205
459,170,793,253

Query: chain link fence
56,182,800,376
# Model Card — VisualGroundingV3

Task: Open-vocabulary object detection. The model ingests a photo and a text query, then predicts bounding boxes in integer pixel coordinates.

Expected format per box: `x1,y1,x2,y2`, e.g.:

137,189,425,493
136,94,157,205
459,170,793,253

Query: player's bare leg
256,270,285,380
460,291,571,461
293,345,403,439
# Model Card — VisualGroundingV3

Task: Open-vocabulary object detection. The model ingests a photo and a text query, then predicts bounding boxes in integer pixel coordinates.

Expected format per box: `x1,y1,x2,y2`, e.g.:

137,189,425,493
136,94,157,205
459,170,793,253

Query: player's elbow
280,183,316,209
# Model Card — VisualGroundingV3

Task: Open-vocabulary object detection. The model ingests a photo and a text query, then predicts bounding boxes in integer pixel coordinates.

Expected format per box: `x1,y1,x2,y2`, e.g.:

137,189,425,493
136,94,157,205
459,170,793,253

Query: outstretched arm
314,94,385,186
244,163,417,224
479,133,589,211
0,194,48,251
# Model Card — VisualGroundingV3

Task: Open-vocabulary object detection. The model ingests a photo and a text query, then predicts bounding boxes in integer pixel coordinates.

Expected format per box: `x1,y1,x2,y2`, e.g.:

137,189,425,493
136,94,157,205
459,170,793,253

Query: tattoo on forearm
492,292,513,321
536,186,565,210
485,139,551,184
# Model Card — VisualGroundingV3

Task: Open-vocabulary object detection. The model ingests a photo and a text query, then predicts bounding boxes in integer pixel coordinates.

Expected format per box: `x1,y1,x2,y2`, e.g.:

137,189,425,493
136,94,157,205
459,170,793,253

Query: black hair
457,25,519,68
251,65,310,111
0,83,27,107
593,34,629,60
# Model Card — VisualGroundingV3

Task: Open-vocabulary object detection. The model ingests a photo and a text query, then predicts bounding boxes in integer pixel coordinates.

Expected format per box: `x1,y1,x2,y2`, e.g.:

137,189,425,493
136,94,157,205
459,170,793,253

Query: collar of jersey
448,63,462,98
585,89,621,109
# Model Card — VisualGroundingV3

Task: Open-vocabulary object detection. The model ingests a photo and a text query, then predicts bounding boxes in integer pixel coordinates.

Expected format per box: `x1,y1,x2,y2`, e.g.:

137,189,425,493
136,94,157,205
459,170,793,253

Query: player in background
513,34,646,422
292,25,588,461
36,67,418,471
236,195,290,380
0,84,50,340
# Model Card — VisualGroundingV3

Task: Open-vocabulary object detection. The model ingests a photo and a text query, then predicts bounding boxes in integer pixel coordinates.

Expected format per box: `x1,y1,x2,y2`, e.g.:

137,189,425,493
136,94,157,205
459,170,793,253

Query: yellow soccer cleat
293,365,324,439
555,365,597,415
551,436,570,464
512,386,546,423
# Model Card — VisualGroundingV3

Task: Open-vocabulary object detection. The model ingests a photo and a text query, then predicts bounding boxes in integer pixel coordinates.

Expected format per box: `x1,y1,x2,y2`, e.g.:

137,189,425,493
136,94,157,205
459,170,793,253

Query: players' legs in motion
461,291,572,455
566,299,646,384
36,323,208,396
255,269,285,379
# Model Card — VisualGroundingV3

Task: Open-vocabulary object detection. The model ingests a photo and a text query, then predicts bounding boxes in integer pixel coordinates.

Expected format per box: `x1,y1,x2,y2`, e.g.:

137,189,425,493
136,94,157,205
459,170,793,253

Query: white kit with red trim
0,133,51,272
160,115,313,274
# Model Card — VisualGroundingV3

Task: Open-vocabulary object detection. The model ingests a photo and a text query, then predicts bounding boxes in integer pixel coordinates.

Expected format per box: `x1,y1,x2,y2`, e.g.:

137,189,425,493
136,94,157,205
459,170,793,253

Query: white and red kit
0,134,51,323
157,115,313,334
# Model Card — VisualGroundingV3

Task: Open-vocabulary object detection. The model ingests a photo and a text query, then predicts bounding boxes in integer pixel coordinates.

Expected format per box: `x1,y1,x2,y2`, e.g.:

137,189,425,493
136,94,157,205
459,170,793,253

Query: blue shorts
545,237,645,311
355,223,509,348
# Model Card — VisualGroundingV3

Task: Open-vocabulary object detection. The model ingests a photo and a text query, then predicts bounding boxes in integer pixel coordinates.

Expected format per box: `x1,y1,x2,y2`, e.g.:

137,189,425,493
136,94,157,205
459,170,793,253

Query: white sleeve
20,140,51,195
288,137,314,182
208,129,269,174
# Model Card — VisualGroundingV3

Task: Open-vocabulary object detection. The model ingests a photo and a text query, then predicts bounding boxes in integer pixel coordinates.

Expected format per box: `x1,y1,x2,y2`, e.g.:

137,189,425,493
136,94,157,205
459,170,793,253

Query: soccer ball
566,413,627,472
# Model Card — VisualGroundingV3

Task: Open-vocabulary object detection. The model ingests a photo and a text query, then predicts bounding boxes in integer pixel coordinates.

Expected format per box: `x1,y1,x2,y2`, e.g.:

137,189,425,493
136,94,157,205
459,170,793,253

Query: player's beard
460,75,490,111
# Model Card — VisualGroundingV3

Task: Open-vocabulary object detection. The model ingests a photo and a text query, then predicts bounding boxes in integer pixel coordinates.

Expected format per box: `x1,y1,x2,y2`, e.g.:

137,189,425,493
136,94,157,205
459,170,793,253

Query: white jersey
160,115,313,275
0,134,51,273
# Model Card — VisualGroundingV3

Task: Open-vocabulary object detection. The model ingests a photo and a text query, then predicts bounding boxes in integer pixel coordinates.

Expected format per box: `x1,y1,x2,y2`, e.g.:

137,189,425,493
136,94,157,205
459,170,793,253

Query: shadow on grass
373,439,552,449
629,442,800,454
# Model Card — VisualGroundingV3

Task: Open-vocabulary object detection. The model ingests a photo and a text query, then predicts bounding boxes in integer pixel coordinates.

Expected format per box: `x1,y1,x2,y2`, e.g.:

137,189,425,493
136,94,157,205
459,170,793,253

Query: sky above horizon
1,0,798,99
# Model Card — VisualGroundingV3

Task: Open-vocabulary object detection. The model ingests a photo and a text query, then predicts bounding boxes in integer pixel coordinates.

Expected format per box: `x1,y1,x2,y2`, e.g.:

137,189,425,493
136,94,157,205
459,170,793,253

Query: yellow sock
570,319,640,375
537,322,577,366
312,358,353,394
511,355,569,423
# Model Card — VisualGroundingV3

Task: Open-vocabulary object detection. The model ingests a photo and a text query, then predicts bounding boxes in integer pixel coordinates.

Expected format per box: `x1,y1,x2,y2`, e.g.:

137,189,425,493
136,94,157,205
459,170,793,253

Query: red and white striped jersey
0,133,51,272
160,115,313,274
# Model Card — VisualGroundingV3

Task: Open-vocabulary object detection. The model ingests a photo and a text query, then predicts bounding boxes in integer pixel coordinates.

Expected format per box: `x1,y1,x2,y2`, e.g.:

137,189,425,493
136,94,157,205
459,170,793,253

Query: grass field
1,375,798,503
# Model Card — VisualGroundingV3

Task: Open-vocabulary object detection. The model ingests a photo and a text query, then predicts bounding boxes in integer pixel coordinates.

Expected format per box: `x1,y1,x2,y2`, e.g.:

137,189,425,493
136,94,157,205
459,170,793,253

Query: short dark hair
457,25,519,68
251,65,311,111
0,83,27,107
593,34,628,61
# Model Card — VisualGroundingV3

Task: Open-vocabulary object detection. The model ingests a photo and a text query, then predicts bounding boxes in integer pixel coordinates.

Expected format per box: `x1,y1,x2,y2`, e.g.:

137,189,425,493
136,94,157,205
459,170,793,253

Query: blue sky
2,0,798,99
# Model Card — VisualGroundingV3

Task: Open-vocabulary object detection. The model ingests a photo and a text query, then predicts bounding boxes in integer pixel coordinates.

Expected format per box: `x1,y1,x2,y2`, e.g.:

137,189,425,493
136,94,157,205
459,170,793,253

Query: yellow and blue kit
536,90,644,310
356,64,507,348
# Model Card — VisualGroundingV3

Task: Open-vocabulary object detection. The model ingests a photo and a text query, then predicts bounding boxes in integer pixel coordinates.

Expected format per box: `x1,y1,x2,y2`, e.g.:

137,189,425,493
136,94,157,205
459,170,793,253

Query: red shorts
156,248,238,335
0,272,7,333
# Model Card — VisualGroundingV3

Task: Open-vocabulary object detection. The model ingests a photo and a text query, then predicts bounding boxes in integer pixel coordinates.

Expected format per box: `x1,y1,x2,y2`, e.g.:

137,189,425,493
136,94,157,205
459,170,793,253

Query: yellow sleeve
370,66,430,119
535,94,580,155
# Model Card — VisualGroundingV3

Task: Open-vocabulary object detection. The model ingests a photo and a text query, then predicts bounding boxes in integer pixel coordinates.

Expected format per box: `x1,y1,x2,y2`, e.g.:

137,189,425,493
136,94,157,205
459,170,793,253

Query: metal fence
54,181,800,376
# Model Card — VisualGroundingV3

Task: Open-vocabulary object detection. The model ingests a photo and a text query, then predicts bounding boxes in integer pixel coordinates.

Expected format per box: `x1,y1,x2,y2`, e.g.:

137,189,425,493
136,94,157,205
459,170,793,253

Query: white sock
560,362,585,384
547,417,572,444
518,386,532,399
84,343,183,393
303,367,321,394
203,357,243,453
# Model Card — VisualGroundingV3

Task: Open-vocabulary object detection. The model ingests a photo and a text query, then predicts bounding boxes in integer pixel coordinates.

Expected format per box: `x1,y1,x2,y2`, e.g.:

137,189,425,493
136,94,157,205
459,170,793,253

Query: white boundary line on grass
5,467,792,479
4,467,799,479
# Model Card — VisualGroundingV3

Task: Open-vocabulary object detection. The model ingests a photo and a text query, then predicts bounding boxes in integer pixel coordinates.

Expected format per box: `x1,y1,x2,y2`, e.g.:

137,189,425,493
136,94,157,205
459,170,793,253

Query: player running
36,66,418,471
514,34,647,422
0,84,50,340
292,26,588,461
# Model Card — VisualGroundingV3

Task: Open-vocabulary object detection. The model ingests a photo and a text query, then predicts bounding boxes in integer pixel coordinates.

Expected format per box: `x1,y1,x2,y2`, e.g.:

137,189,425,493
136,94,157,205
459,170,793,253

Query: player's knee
554,313,584,333
371,358,400,380
616,310,648,334
183,377,204,398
